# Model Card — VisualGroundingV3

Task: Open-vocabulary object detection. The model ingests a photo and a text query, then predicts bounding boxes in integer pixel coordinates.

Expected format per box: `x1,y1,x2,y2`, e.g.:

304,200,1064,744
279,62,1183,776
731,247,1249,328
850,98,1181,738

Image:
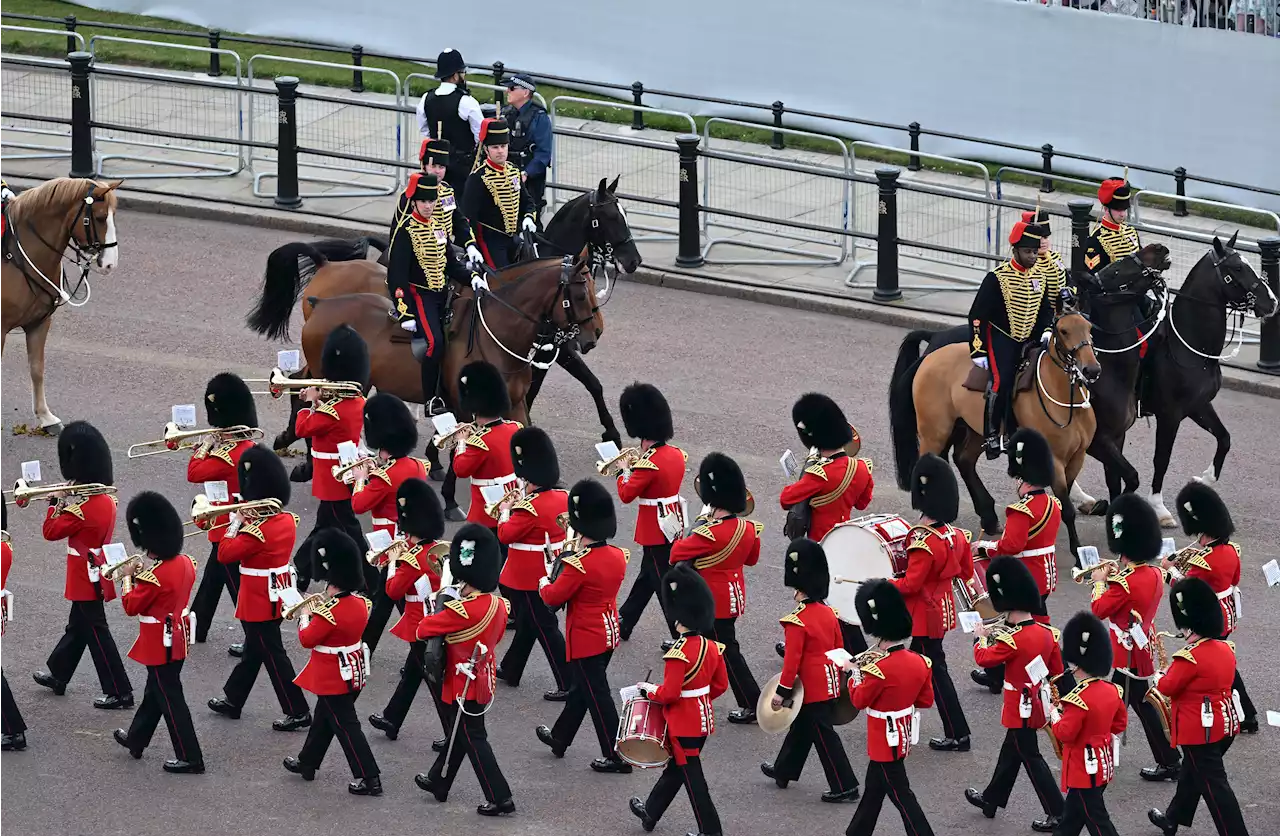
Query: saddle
962,343,1039,394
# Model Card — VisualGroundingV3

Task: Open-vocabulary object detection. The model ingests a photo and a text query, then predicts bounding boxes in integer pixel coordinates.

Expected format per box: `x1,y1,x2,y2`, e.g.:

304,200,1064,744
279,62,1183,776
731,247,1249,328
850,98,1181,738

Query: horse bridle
1036,313,1095,427
473,256,597,370
1165,247,1272,363
7,184,114,310
584,193,633,291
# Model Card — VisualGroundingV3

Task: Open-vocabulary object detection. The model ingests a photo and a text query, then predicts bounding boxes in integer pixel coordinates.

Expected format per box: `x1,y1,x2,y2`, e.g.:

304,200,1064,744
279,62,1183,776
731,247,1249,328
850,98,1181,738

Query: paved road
2,212,1277,836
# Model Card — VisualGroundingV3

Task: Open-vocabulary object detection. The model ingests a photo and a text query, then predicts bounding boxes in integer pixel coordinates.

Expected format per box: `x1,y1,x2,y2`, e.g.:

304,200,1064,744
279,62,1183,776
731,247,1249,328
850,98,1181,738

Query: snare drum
616,697,669,768
820,514,912,626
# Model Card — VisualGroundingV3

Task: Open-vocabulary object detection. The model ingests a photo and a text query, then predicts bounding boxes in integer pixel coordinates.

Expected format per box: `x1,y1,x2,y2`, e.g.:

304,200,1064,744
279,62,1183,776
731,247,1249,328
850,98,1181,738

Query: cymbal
756,672,804,734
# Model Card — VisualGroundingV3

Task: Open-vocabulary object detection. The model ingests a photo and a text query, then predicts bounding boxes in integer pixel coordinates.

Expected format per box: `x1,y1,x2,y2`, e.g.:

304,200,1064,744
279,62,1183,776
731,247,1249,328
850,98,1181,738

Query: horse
1,177,122,434
889,310,1101,560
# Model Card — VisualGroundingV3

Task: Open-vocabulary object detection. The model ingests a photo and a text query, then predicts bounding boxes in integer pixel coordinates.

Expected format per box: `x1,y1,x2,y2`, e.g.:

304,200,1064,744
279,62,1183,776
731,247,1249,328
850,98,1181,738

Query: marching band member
293,325,369,587
1090,492,1181,781
972,427,1062,693
2,503,27,751
893,453,972,751
1051,612,1126,836
369,478,446,741
628,562,727,836
452,360,521,531
536,478,630,773
187,372,257,654
761,538,859,803
461,117,537,269
34,421,134,709
284,530,381,796
1165,481,1256,733
615,382,687,641
671,452,762,724
111,492,203,773
495,427,570,699
1147,578,1251,836
350,393,429,654
414,524,515,816
1022,209,1066,313
207,445,311,732
842,579,936,836
964,557,1065,832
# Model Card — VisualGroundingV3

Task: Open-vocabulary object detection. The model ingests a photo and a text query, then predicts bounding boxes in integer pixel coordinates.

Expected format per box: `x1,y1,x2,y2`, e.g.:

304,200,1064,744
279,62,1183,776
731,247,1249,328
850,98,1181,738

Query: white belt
1108,620,1133,647
404,594,426,603
509,541,563,552
138,615,162,624
317,642,364,655
311,450,340,460
472,474,516,488
239,566,277,577
372,517,395,528
638,494,682,507
680,686,710,698
866,706,915,720
1015,546,1056,558
1216,587,1235,601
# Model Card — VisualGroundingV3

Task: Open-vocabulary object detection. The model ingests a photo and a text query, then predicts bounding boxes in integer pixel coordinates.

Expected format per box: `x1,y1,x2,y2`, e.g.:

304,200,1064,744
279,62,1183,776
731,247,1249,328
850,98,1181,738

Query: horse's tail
246,242,331,341
889,329,932,492
307,236,386,263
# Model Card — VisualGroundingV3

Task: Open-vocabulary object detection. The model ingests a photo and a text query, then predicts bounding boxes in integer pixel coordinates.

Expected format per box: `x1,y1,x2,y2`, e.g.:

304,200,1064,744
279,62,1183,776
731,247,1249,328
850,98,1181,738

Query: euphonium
1071,558,1120,584
4,479,116,508
484,484,526,519
283,592,328,621
595,446,641,476
186,495,283,536
127,423,263,459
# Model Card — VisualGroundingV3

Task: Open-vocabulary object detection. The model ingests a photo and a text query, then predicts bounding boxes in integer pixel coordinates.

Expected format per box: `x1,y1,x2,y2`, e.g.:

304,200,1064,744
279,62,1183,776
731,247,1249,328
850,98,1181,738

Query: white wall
79,0,1280,210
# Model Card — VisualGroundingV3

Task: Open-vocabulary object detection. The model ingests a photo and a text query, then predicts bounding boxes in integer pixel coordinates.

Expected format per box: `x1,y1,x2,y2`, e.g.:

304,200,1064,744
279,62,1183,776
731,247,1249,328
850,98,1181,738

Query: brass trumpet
596,446,641,476
554,511,582,556
102,552,151,596
127,423,263,459
692,474,755,517
246,368,363,400
332,456,378,491
283,592,328,621
4,479,116,508
484,484,526,519
185,495,283,536
366,536,411,568
432,421,476,450
1071,559,1120,584
1165,543,1205,579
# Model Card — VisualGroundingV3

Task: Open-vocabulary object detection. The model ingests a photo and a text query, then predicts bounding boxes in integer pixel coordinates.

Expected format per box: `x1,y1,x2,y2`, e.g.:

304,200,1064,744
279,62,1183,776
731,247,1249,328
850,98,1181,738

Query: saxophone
1143,630,1179,744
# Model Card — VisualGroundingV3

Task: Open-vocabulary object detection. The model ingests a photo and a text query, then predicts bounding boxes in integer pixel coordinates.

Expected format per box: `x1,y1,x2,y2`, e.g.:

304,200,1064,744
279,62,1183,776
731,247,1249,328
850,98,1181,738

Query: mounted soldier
417,49,483,193
462,118,538,270
382,139,483,273
501,74,552,228
1021,209,1068,314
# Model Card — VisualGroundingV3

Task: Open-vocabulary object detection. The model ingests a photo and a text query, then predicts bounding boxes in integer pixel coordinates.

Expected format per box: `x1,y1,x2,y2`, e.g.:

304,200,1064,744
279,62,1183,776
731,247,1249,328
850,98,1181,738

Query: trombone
596,446,641,476
128,423,263,459
484,484,526,519
431,421,476,450
1071,558,1120,584
4,479,116,508
245,368,363,400
185,495,283,537
283,592,328,621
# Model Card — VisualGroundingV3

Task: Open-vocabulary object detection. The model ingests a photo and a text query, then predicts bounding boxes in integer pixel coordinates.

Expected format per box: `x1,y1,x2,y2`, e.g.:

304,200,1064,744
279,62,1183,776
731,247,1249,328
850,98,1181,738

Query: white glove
0,184,14,202
538,576,551,590
471,274,489,293
972,356,989,370
399,319,418,333
521,216,537,234
466,244,484,270
1040,329,1052,348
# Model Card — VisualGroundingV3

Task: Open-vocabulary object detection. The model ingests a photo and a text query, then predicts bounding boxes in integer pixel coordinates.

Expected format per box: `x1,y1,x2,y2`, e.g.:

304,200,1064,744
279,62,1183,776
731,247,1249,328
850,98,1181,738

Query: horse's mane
10,177,115,221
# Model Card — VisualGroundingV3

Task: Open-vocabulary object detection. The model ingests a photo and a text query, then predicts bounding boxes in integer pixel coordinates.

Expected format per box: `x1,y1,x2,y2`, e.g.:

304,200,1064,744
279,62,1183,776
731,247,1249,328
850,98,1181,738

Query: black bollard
874,167,902,302
1068,199,1094,278
1258,237,1280,372
908,122,921,172
1041,144,1055,194
492,62,506,105
675,135,704,268
208,30,221,78
274,76,303,209
1173,167,1188,217
64,15,77,55
350,46,364,93
68,51,93,178
632,82,645,131
771,101,785,150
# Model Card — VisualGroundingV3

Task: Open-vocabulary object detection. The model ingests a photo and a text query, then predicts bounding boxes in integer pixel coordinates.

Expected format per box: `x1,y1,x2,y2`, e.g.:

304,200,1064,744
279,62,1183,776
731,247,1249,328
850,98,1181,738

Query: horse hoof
1196,466,1217,485
1081,499,1108,516
271,433,292,450
444,506,466,523
602,431,622,445
429,469,445,483
289,464,313,484
1159,516,1178,529
39,421,64,436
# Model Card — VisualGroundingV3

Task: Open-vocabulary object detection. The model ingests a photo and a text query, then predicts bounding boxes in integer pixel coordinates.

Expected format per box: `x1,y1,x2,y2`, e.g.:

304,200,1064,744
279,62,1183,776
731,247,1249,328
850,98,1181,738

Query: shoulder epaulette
1049,625,1062,642
1062,685,1089,710
509,420,525,430
803,461,828,480
310,598,337,625
1108,566,1133,593
514,498,538,516
314,399,342,420
907,525,934,554
1008,499,1034,518
620,547,631,563
860,660,887,680
60,501,87,520
210,442,237,466
921,653,933,669
444,598,469,617
677,447,688,465
135,568,161,587
370,463,394,485
1227,541,1241,558
752,521,764,537
857,457,873,474
692,522,716,540
240,521,266,543
288,512,301,526
780,604,806,628
358,593,373,613
959,528,973,543
631,450,659,471
664,637,688,662
1173,646,1197,664
400,547,422,571
562,554,585,573
1111,682,1125,699
464,430,489,451
995,631,1018,649
187,555,199,572
714,641,726,653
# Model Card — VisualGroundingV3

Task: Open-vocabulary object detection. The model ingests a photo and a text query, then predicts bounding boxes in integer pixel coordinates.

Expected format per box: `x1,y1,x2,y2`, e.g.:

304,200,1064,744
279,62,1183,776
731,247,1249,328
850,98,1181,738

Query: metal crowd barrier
992,167,1103,252
0,51,76,163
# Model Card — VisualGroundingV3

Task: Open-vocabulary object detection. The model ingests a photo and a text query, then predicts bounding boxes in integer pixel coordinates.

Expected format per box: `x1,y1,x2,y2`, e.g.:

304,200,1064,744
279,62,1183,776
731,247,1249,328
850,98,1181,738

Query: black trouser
619,543,676,639
475,227,520,270
295,499,366,588
1113,670,1179,768
192,542,240,643
977,594,1049,689
222,619,308,717
498,586,569,689
1165,737,1248,835
525,174,546,228
1232,669,1256,720
846,759,934,836
364,566,403,656
644,736,721,836
982,727,1064,816
2,672,26,735
127,660,202,763
910,636,970,739
980,326,1021,439
381,641,440,730
1054,786,1119,836
297,692,379,780
429,698,512,803
46,599,132,697
773,699,858,793
403,286,446,406
550,650,619,759
709,617,760,711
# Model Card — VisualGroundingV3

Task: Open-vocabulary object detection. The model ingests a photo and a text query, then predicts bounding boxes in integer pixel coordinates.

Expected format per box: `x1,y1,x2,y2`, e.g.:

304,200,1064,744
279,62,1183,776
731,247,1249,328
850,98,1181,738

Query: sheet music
958,611,983,634
277,349,301,373
431,412,458,435
1262,559,1280,588
780,449,799,481
101,543,128,570
20,460,41,483
1025,654,1049,685
277,586,305,610
1159,538,1177,559
1077,546,1101,569
203,481,229,503
365,530,393,552
336,441,360,465
480,484,507,505
171,404,197,428
595,440,620,461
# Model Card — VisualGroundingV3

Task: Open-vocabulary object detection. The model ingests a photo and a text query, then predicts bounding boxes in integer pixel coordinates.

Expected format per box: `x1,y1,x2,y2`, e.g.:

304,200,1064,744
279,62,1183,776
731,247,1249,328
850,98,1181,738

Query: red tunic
385,539,443,643
991,490,1061,599
1180,541,1242,637
294,593,371,696
2,540,13,632
973,620,1064,729
1090,563,1163,679
497,488,569,590
616,444,687,547
1052,678,1127,790
350,457,430,536
891,524,970,639
778,601,844,704
186,439,253,544
453,419,521,525
646,634,727,762
43,493,118,602
779,455,874,541
121,555,197,666
216,512,299,622
670,516,762,619
849,645,934,762
416,591,510,704
294,397,366,501
1156,638,1241,746
540,543,628,660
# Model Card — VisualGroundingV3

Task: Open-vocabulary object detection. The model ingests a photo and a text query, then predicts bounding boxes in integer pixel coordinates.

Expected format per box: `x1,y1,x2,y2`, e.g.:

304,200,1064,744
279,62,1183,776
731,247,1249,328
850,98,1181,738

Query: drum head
616,736,669,769
820,522,896,625
757,672,804,734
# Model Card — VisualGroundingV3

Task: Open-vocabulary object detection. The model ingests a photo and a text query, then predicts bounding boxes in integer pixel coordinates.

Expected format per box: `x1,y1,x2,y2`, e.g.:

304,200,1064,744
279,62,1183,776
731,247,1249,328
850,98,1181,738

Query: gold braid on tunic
481,164,521,234
994,261,1047,342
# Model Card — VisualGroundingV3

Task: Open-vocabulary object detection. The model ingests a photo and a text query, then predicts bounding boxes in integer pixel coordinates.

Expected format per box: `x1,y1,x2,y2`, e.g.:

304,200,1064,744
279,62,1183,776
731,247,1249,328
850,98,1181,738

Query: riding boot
419,354,444,418
982,384,1003,460
1136,353,1154,419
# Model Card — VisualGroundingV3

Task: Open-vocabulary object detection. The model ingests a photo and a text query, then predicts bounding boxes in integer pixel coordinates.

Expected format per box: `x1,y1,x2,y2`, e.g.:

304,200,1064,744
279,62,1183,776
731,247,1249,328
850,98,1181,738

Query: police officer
501,74,552,228
417,48,483,192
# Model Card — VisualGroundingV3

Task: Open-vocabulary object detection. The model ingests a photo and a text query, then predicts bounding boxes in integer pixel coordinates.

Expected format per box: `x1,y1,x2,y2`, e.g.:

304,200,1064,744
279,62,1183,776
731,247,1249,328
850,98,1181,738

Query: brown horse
2,177,122,433
889,310,1101,560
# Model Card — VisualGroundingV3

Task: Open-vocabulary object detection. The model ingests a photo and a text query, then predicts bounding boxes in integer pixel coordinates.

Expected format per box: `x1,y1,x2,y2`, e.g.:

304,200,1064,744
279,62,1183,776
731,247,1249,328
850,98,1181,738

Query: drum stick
833,575,853,584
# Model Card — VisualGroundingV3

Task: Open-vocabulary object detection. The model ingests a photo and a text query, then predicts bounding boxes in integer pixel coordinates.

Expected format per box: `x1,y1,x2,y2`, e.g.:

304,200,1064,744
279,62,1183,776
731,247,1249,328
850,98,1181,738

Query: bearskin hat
567,478,616,542
320,324,371,389
619,382,673,442
396,478,445,542
986,556,1042,615
1106,492,1162,563
662,561,715,635
1170,577,1225,640
449,523,502,593
458,361,510,418
203,372,258,430
236,444,290,505
311,529,365,592
1175,481,1234,542
126,491,184,561
511,427,560,488
363,393,418,458
855,579,913,642
1008,428,1055,488
1062,612,1113,678
783,537,830,602
791,393,853,451
697,452,747,515
58,420,114,485
910,453,959,524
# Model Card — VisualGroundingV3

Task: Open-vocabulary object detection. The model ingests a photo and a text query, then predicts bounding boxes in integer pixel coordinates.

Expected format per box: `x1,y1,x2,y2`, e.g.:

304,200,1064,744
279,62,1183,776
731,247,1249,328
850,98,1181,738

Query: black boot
420,355,443,417
1148,808,1178,836
983,384,1004,460
349,776,383,796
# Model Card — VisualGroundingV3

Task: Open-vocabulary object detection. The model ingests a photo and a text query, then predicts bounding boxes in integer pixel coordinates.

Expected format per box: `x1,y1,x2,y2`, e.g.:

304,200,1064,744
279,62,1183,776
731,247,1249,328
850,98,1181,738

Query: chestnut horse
2,177,121,433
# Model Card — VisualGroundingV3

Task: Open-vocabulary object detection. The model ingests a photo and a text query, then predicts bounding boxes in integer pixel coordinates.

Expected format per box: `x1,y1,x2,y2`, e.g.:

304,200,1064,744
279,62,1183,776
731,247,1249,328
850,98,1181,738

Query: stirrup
424,397,447,418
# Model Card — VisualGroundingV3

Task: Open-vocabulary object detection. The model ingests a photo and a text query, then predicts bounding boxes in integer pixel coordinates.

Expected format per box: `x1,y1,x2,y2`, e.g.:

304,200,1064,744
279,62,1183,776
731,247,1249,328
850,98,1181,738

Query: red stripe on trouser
407,286,435,357
475,228,495,268
153,666,188,761
1137,327,1148,359
986,324,1001,392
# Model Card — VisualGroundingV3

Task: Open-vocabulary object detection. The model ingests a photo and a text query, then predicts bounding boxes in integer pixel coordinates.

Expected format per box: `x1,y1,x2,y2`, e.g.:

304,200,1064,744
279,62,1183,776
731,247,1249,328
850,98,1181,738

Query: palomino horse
889,310,1100,560
1,177,121,433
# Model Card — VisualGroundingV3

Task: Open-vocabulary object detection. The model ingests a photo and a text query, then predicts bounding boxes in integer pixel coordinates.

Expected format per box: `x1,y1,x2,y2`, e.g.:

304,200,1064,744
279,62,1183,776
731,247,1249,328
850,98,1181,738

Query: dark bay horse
2,177,121,433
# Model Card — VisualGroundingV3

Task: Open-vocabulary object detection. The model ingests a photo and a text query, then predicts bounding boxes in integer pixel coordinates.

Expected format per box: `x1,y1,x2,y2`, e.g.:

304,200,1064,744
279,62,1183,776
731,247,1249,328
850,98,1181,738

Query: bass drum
819,514,912,626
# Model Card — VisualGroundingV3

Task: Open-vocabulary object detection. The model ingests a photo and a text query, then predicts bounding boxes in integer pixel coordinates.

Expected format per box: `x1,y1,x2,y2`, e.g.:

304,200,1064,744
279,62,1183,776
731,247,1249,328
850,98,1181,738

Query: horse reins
472,256,596,371
1035,321,1094,427
1164,249,1268,363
